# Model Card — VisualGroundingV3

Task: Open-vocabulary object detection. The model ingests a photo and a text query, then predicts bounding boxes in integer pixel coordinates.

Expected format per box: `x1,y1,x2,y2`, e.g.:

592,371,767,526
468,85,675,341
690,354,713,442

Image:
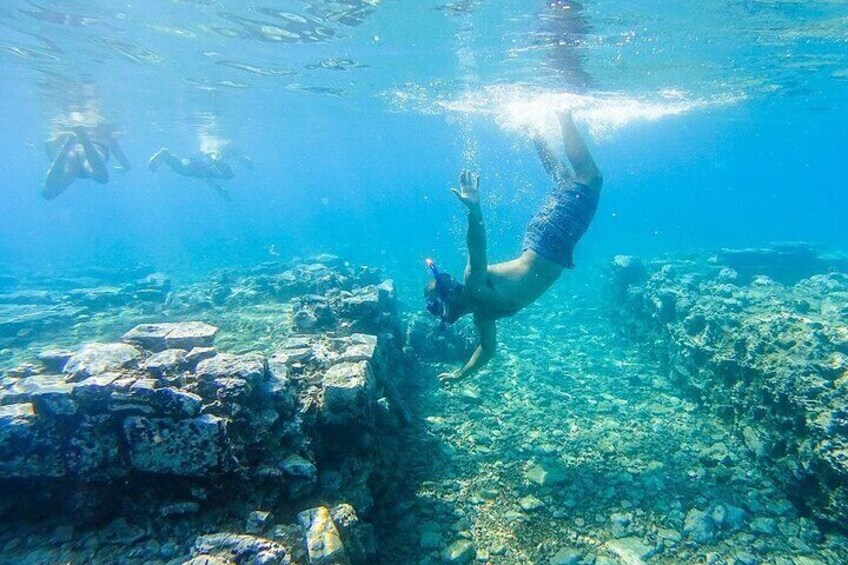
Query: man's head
424,260,470,326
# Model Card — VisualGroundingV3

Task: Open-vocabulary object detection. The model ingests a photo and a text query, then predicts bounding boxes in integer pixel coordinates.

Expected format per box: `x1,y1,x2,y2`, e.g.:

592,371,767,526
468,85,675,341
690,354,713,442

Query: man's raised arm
451,170,487,277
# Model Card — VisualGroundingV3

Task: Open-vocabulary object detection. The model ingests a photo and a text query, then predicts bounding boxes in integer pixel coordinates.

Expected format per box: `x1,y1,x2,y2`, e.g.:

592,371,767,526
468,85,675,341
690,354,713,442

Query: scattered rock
683,508,716,543
298,506,346,565
525,462,567,486
191,532,290,565
604,537,655,565
441,539,475,564
550,547,581,565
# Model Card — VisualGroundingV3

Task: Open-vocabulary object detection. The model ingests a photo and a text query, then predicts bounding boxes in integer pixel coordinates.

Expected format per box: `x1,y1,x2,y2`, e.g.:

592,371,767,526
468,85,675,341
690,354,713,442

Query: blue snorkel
425,258,459,329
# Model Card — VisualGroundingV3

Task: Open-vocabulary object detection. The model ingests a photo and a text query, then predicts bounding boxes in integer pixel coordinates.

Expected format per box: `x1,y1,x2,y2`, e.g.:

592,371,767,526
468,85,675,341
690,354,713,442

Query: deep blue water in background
0,0,846,297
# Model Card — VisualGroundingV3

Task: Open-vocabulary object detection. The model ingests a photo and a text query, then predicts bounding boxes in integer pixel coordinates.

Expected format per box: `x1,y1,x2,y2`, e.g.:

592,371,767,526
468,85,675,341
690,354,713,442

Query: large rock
683,508,716,543
191,532,291,565
298,506,347,565
320,361,373,425
612,256,848,528
37,349,74,373
143,348,189,377
0,374,69,406
603,537,655,565
441,539,476,564
63,343,142,380
0,403,64,477
65,414,124,477
196,353,267,403
123,414,228,476
72,373,125,406
122,322,218,352
330,504,375,565
108,380,202,417
280,454,318,499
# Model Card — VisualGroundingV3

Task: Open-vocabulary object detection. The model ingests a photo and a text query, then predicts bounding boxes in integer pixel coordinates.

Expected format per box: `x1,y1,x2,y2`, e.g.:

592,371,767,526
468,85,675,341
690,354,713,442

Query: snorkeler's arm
558,111,602,189
109,138,131,171
456,316,497,379
451,170,487,276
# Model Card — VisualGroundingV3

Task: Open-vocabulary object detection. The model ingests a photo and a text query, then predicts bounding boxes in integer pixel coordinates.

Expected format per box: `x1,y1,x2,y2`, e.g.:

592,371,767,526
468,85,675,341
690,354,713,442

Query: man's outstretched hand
451,169,480,211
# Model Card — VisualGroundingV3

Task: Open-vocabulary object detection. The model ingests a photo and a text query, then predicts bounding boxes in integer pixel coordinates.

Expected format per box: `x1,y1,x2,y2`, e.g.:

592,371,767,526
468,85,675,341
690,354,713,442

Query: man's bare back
425,111,602,383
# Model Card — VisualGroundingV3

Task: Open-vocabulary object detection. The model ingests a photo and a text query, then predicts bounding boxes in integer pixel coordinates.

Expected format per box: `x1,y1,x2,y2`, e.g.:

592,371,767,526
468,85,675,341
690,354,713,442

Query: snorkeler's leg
109,138,131,171
148,148,171,171
237,154,254,169
533,134,571,185
148,148,196,176
41,135,80,200
558,111,601,190
205,179,231,201
71,126,109,184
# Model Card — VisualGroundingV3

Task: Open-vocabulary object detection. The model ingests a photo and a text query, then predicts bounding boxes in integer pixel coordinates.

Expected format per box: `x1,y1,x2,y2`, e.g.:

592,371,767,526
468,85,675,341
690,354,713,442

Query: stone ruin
608,251,848,531
0,262,409,564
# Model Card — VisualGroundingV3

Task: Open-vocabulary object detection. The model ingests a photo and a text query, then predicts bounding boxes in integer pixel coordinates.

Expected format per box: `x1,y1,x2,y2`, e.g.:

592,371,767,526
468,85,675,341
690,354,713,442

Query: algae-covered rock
123,414,229,476
0,403,64,477
191,532,291,565
611,253,848,529
321,361,373,425
683,508,716,543
195,352,267,406
441,539,475,564
298,506,347,565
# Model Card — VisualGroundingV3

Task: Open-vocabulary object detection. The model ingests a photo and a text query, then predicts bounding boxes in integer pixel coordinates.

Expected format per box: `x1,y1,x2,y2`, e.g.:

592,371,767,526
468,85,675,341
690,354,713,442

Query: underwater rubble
609,247,848,531
0,257,406,564
3,248,848,564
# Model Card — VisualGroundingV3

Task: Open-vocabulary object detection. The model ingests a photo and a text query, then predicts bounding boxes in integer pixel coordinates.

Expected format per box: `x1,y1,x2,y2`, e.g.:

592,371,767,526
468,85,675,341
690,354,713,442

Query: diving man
42,124,131,200
425,111,602,382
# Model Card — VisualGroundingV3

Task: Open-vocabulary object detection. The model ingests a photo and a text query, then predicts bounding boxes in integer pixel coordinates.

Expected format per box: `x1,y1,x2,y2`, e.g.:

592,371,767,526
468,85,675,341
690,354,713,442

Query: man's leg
559,111,602,190
523,113,602,268
42,136,80,200
533,134,572,186
148,148,174,171
72,126,109,184
205,179,231,200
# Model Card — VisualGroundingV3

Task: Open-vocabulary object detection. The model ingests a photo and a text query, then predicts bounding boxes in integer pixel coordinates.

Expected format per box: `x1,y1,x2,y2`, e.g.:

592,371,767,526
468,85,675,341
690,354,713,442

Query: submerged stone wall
0,259,406,564
609,251,848,529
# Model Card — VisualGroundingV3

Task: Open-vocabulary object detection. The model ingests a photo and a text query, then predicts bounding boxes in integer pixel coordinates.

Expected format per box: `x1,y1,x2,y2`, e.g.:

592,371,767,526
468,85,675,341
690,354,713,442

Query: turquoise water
1,1,848,564
1,1,846,279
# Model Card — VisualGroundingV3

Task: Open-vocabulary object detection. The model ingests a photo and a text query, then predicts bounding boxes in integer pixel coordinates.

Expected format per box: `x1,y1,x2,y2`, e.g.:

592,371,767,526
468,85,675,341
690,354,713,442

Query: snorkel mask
425,258,461,328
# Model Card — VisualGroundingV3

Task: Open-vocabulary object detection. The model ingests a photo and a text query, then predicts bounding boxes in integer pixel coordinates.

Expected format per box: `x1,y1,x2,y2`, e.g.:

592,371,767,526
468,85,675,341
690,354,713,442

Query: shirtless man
41,124,131,200
424,111,602,382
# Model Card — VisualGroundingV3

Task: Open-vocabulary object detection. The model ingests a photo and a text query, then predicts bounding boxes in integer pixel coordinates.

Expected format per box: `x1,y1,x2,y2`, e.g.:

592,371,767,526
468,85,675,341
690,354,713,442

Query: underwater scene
1,1,848,564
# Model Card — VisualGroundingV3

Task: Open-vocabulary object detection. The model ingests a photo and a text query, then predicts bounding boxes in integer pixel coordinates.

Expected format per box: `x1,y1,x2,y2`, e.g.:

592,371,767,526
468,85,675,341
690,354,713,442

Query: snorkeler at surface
425,110,602,383
42,124,131,200
147,147,253,200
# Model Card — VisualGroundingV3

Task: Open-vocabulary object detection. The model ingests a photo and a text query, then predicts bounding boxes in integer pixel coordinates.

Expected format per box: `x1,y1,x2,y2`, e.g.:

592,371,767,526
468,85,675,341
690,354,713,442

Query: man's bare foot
148,148,169,171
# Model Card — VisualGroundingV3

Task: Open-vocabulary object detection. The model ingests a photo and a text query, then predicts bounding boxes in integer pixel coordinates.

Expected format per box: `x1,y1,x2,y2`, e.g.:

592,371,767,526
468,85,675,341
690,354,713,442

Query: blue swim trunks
523,181,600,269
